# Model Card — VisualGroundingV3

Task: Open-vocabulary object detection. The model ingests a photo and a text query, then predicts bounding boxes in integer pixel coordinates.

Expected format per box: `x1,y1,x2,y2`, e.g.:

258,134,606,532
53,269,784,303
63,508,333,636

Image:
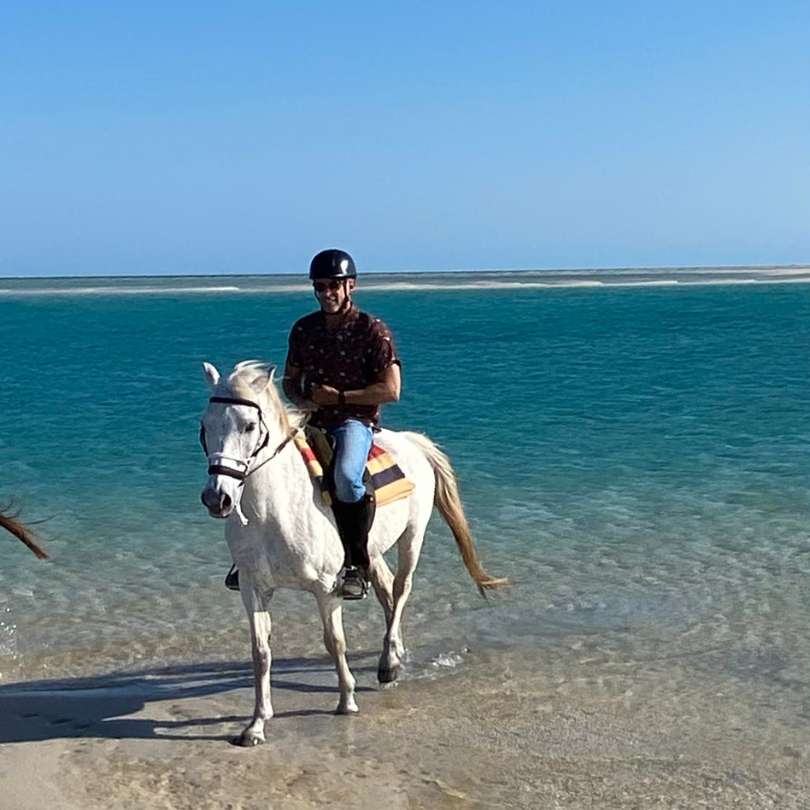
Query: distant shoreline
1,265,809,296
1,263,809,281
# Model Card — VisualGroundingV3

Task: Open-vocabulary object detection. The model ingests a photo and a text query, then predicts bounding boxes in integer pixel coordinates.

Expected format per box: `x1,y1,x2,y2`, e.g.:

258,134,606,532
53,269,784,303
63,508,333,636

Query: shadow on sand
0,655,378,744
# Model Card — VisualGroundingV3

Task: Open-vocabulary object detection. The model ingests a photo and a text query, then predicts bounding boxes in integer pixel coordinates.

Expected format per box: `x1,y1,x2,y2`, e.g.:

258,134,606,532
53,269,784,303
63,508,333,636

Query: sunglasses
313,280,342,292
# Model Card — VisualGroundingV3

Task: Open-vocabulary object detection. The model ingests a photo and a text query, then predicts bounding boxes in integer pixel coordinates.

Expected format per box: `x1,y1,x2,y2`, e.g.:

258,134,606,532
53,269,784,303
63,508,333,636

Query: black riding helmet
309,249,357,280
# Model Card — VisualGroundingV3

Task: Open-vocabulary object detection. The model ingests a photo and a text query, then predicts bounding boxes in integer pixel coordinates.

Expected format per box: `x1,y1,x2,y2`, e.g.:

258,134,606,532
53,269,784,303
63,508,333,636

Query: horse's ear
202,362,220,389
246,364,276,395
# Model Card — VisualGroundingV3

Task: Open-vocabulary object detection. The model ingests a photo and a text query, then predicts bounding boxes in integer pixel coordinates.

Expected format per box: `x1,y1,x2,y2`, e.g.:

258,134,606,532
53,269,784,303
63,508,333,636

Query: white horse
199,361,506,746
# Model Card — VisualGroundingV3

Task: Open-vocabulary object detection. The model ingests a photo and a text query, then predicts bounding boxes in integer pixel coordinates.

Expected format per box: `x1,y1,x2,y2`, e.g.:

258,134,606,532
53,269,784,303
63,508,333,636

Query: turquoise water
1,271,809,697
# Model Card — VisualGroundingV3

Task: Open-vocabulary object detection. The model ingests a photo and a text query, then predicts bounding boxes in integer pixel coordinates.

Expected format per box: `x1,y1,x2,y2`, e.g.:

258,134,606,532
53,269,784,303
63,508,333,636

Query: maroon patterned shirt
287,305,400,428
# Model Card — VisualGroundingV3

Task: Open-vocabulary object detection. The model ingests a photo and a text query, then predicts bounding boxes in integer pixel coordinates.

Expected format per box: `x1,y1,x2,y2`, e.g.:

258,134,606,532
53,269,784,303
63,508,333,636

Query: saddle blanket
293,429,415,507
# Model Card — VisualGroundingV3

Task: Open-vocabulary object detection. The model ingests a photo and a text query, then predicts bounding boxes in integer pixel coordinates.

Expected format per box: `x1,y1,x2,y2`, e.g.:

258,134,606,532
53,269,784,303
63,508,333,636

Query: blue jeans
328,419,373,503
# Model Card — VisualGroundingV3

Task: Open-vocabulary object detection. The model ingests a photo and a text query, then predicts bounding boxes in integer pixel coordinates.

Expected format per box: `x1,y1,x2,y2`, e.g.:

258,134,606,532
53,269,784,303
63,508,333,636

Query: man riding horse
227,249,401,599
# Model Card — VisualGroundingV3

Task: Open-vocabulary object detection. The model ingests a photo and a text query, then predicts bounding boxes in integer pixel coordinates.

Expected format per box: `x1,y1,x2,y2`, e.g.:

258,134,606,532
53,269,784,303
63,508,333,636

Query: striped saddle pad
293,429,415,507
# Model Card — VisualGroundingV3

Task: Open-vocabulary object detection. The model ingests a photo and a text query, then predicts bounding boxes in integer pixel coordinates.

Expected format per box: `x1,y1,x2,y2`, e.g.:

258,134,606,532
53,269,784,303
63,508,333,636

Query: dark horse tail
1,509,48,559
403,432,508,597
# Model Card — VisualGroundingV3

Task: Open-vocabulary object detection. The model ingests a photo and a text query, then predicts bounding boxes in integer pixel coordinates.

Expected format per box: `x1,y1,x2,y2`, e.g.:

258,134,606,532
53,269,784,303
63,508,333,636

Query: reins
242,431,296,478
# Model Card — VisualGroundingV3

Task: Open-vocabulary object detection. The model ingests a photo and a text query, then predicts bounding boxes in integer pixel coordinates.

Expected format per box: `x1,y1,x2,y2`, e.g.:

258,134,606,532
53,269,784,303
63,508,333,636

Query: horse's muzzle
201,486,233,518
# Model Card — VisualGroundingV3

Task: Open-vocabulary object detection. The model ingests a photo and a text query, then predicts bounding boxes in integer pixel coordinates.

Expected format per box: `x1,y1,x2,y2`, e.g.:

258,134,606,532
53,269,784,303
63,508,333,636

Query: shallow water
1,271,809,726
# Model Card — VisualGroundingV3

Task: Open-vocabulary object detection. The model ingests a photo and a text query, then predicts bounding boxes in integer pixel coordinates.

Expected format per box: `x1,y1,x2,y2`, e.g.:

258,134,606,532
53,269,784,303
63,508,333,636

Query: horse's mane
225,361,306,433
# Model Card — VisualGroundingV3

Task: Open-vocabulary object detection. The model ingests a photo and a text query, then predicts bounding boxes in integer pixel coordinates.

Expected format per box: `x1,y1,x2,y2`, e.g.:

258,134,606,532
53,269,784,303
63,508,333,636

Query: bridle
200,396,294,483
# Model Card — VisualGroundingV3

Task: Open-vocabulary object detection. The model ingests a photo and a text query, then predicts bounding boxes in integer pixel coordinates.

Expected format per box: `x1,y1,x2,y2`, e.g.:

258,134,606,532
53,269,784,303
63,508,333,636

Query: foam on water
2,265,810,298
0,285,244,296
0,607,16,660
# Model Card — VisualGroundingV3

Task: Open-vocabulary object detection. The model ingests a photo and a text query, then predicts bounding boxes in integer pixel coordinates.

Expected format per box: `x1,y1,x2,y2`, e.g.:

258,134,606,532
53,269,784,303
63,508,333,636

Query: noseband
200,396,292,482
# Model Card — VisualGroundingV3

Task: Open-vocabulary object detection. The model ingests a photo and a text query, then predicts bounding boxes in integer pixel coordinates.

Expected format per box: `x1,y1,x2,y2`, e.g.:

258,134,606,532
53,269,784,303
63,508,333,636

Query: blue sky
2,2,808,276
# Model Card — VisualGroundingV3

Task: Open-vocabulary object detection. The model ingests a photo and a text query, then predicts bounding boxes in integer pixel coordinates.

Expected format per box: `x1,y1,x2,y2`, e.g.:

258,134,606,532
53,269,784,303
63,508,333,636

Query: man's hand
310,384,341,406
283,361,321,411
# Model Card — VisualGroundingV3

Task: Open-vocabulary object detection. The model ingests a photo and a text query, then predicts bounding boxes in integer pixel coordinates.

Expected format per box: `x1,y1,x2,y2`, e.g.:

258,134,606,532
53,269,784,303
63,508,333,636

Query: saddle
293,427,415,508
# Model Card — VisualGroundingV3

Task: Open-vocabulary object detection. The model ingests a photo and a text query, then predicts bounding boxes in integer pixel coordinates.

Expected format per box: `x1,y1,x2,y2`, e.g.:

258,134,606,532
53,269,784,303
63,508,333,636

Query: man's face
313,278,351,313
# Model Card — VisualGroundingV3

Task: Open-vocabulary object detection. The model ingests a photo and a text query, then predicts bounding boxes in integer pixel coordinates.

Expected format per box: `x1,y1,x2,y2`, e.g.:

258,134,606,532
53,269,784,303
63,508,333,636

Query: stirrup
340,566,368,601
225,565,240,592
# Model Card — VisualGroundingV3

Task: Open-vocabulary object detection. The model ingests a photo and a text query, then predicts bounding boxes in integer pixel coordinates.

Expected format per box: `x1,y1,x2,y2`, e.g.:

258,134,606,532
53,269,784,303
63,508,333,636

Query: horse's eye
245,423,257,433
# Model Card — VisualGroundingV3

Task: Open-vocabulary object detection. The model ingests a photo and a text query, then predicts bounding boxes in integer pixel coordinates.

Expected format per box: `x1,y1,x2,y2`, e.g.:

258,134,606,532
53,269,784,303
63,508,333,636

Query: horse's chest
227,520,336,589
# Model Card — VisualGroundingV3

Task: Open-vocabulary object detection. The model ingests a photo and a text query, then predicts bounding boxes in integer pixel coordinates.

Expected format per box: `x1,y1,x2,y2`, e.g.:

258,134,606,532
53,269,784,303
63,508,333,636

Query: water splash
0,605,18,668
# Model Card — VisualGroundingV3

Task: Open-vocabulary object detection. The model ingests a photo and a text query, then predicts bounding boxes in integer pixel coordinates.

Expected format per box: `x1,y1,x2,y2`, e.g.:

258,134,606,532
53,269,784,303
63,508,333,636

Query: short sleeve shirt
287,305,400,428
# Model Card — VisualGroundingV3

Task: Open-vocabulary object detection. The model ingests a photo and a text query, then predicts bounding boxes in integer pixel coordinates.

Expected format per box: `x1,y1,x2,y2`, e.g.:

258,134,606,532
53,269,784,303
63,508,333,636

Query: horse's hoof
231,732,265,747
378,662,400,684
336,700,359,715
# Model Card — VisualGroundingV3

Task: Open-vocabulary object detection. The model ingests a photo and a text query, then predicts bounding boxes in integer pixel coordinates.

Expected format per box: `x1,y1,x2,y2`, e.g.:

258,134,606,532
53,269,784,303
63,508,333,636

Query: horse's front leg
234,597,274,746
316,592,358,714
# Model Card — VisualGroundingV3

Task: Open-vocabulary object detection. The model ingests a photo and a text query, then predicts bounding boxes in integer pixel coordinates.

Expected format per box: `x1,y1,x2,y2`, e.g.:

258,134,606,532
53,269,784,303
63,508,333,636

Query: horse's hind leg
379,528,424,684
368,554,395,632
316,592,358,714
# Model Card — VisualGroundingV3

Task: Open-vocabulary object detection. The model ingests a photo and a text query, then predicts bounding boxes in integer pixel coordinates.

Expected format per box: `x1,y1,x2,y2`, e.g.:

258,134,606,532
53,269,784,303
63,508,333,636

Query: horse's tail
403,432,508,597
0,509,48,560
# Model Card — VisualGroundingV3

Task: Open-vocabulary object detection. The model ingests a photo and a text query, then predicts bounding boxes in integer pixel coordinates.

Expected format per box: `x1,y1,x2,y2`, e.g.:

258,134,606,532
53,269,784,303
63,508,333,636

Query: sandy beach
2,638,809,809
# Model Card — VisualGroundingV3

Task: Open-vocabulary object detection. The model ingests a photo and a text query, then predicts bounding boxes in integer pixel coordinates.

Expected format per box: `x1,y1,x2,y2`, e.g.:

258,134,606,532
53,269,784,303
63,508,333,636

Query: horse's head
199,360,290,520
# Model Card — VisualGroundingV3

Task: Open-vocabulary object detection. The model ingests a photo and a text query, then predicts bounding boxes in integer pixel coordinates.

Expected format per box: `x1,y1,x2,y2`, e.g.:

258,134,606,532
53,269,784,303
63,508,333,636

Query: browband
209,396,262,410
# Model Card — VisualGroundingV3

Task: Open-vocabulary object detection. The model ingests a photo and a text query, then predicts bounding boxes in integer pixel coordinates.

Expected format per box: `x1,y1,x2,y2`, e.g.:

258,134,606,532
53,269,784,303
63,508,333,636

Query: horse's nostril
202,488,223,512
201,486,233,516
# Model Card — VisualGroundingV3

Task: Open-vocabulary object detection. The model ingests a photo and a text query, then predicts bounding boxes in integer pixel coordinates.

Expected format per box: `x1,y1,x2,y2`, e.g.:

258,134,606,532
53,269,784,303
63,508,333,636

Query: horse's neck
243,426,311,527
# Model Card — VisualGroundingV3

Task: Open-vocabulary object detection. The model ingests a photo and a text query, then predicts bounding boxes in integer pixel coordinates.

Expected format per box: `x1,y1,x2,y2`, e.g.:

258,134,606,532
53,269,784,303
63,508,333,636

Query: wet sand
2,642,809,809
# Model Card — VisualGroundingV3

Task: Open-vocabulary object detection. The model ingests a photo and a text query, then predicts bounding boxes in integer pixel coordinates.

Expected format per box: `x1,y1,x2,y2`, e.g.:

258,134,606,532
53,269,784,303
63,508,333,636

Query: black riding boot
332,494,376,600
